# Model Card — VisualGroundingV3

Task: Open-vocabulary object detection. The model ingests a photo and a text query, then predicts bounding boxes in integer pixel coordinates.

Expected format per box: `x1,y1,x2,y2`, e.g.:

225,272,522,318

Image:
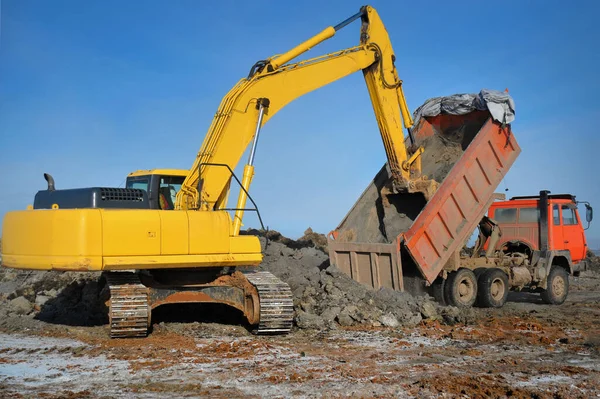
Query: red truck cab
488,191,592,272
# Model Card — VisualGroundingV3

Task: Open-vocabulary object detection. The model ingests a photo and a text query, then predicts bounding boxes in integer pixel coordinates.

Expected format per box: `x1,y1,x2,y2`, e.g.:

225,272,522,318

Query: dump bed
328,108,521,290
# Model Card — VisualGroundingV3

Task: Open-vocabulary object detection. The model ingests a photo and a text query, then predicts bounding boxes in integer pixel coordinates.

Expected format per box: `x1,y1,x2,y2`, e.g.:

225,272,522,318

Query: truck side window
494,208,517,223
518,208,539,223
553,205,560,225
561,205,577,225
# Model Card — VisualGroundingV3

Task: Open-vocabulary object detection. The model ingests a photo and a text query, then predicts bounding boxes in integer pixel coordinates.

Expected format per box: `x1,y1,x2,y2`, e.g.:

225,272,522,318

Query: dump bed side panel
327,242,402,291
403,119,520,283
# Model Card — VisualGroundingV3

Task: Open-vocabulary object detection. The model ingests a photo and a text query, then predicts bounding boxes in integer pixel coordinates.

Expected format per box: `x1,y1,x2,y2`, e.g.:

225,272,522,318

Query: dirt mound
0,268,107,328
587,253,600,272
256,231,469,329
244,227,328,252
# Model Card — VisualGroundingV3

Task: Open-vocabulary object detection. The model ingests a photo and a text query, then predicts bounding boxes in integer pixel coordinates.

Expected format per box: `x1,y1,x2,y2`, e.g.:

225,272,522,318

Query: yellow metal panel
159,210,189,255
1,209,103,271
2,254,103,271
230,235,262,256
1,208,262,271
188,211,230,254
101,210,161,256
103,252,262,270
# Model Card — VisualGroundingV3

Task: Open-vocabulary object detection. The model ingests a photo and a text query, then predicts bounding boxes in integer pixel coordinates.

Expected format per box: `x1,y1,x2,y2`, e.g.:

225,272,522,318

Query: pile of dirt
245,227,328,252
255,230,470,329
587,252,600,272
0,268,107,329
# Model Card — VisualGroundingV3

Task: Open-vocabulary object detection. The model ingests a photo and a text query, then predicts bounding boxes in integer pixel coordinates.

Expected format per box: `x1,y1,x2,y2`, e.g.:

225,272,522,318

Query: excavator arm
176,6,434,233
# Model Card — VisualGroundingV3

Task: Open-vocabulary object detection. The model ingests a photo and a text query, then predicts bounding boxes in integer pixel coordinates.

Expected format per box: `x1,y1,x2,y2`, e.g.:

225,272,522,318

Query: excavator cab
125,169,187,210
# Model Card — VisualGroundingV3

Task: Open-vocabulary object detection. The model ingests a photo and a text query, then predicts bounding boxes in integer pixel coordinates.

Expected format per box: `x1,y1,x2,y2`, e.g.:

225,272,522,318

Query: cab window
561,205,577,225
126,178,149,192
158,176,185,210
553,205,560,225
494,208,517,223
159,176,184,193
518,208,539,223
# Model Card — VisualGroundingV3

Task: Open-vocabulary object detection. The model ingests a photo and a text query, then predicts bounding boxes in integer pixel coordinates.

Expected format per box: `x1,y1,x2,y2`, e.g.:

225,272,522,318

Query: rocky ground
0,234,599,398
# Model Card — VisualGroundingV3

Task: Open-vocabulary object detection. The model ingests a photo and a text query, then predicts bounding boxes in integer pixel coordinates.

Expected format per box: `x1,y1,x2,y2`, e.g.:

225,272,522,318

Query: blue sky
1,0,599,249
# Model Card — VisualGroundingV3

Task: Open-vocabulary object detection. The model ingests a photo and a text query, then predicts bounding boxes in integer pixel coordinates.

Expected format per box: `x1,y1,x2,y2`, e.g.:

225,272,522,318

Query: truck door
551,203,585,262
560,204,586,262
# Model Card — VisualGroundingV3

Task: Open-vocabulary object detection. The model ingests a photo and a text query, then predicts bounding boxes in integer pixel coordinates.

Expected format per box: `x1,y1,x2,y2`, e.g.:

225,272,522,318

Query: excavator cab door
126,174,185,209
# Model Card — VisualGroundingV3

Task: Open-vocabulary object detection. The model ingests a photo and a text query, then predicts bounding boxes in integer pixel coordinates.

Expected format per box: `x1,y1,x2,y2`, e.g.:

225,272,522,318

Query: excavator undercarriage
104,269,293,338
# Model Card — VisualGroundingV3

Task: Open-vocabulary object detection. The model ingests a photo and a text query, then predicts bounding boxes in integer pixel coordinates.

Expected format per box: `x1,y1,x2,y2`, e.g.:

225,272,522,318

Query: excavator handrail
200,162,266,232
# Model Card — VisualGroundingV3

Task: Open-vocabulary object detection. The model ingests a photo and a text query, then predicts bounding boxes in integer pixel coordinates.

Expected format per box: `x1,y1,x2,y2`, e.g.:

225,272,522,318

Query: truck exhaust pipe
44,173,55,191
539,190,550,253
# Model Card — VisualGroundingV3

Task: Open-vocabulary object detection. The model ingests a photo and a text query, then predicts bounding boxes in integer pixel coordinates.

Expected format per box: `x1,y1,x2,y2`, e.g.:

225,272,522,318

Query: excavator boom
176,6,430,223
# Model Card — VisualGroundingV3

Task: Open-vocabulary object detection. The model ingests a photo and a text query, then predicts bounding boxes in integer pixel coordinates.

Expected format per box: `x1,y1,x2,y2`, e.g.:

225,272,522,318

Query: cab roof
127,169,188,178
509,194,575,201
492,194,576,208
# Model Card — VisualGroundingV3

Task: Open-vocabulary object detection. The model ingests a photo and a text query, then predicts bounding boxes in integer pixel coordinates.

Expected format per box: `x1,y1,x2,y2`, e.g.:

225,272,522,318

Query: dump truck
328,96,593,307
2,5,445,338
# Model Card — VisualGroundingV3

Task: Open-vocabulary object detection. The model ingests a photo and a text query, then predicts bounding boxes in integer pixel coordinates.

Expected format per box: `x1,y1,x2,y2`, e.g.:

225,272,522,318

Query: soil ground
1,264,598,398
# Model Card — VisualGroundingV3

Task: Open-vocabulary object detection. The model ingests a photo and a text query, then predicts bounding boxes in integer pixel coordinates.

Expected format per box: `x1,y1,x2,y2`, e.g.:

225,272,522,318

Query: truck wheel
477,268,509,308
541,266,569,305
432,278,446,306
473,268,486,280
444,269,478,308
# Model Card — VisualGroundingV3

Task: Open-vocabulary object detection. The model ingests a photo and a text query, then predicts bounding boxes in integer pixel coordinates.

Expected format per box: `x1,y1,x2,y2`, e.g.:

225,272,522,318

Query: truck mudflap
573,260,587,273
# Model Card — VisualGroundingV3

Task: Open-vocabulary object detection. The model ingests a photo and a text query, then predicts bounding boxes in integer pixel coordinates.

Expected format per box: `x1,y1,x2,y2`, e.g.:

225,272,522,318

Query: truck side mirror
586,204,593,223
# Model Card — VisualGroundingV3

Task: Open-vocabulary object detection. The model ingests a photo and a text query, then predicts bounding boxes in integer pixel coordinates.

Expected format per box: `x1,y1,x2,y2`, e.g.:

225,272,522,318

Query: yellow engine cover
1,209,262,271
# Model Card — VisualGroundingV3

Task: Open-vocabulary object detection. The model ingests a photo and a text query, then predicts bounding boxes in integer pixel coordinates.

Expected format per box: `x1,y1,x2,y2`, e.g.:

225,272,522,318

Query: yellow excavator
1,6,437,338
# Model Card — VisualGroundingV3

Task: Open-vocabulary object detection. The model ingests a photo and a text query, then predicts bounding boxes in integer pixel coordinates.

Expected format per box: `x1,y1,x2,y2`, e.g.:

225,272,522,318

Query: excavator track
104,272,150,339
243,271,293,335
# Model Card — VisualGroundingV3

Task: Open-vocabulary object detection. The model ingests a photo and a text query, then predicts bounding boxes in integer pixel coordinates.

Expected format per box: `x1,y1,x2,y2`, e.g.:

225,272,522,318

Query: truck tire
432,278,446,306
541,266,569,305
444,268,478,308
473,268,486,280
476,268,509,308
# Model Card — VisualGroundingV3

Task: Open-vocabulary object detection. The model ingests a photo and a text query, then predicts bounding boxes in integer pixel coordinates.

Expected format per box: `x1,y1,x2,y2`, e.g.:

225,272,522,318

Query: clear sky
1,0,599,249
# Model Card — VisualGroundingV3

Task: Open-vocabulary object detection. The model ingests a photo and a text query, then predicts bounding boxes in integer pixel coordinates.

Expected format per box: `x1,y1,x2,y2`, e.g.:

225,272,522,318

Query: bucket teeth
105,272,150,339
243,271,293,335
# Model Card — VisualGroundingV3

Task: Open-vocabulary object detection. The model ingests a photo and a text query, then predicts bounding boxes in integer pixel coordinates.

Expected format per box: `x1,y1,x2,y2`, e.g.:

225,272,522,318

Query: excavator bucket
328,93,520,293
